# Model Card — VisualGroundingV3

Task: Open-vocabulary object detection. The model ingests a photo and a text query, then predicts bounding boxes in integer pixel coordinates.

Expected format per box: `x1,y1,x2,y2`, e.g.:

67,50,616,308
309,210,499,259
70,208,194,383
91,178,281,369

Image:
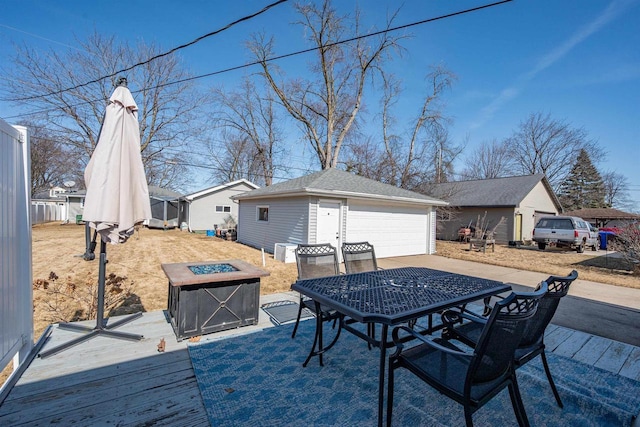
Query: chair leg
463,406,474,427
540,351,564,408
291,297,305,339
508,375,531,427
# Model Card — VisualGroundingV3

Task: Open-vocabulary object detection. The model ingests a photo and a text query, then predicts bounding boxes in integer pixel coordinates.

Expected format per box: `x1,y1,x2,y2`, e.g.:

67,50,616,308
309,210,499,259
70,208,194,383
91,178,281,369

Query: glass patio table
291,266,511,427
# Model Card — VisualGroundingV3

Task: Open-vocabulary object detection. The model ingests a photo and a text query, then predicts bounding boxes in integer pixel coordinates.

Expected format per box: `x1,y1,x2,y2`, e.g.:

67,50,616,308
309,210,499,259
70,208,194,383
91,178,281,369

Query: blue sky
1,0,639,209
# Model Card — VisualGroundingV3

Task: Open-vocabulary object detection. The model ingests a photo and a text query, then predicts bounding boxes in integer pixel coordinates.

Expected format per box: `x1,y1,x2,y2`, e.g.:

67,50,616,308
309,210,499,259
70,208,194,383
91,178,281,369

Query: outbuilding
232,169,447,259
181,179,259,232
431,174,562,244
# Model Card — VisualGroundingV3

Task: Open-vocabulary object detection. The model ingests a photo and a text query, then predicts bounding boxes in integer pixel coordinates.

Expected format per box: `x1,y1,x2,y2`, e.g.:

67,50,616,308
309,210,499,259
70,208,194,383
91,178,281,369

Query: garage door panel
347,203,427,258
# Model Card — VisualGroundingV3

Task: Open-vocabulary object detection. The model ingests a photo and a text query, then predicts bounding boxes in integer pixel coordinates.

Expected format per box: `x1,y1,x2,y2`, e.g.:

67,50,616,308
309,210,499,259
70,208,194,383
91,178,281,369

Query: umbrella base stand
39,240,144,359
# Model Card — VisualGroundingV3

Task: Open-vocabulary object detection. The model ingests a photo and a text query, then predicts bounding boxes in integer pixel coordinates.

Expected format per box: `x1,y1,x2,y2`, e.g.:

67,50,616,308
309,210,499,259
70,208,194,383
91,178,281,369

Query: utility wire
2,0,512,116
6,0,288,102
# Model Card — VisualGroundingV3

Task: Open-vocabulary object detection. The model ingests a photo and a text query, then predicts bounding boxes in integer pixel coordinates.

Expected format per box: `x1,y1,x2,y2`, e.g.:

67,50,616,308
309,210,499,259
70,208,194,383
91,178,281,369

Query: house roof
232,168,447,206
430,174,562,210
564,208,640,221
148,185,182,200
183,179,259,201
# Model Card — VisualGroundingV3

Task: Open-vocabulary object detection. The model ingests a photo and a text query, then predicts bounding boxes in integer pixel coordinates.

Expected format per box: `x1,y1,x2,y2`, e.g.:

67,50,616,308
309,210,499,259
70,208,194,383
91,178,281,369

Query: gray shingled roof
233,168,447,205
431,174,558,208
148,185,182,200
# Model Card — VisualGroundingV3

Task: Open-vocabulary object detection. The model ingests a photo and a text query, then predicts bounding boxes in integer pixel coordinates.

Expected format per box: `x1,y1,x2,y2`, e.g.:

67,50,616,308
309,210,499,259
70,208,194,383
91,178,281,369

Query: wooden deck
1,296,639,426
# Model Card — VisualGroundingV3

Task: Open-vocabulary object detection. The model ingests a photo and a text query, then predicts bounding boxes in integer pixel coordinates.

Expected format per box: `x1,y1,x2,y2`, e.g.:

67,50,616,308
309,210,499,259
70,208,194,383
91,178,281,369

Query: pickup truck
532,216,599,253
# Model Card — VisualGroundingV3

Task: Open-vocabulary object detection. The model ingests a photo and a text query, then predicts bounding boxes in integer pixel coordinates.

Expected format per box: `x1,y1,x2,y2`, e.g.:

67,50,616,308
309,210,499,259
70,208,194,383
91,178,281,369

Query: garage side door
346,202,427,258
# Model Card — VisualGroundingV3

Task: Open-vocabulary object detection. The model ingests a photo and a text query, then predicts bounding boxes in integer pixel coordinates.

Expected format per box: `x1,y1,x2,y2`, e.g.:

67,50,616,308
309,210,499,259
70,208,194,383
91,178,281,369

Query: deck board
619,347,640,381
595,341,635,373
1,298,639,426
573,335,613,365
552,329,592,358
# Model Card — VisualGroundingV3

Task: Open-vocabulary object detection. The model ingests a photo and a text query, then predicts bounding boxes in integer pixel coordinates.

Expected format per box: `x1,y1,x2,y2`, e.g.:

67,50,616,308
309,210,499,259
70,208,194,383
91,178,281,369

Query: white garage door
345,201,428,258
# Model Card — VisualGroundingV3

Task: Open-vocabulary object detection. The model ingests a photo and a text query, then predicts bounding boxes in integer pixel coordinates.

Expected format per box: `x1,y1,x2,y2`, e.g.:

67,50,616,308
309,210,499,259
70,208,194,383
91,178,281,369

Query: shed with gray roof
232,168,448,260
430,174,561,243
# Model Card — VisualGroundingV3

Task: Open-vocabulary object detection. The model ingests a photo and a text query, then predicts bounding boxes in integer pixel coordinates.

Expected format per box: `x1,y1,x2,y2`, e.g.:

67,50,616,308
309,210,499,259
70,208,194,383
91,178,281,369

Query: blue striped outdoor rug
188,319,640,426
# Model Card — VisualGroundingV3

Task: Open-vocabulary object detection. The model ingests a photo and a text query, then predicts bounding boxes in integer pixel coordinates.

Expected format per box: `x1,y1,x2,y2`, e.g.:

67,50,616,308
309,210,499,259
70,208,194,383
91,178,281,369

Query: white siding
519,181,559,241
0,121,33,372
428,207,437,254
237,197,311,252
189,183,256,231
345,200,429,258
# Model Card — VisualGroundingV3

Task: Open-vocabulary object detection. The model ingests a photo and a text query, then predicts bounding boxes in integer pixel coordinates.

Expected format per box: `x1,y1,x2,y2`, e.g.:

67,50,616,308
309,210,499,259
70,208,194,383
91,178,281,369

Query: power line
5,0,288,103
2,0,512,120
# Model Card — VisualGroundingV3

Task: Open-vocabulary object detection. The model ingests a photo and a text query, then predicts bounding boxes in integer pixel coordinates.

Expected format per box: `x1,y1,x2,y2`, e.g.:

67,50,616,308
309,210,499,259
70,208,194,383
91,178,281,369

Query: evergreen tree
558,149,607,210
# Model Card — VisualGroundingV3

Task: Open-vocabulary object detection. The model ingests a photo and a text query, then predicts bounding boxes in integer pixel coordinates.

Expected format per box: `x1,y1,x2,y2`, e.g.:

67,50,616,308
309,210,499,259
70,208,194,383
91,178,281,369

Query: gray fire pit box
162,259,270,341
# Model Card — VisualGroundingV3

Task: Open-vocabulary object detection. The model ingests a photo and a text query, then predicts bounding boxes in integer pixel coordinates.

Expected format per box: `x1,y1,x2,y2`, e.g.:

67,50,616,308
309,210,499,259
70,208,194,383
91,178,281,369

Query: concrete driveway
378,254,640,347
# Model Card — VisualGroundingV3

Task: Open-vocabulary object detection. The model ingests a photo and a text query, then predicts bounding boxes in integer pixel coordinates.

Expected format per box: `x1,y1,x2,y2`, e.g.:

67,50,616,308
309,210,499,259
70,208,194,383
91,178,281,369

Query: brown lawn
30,222,298,339
436,240,639,289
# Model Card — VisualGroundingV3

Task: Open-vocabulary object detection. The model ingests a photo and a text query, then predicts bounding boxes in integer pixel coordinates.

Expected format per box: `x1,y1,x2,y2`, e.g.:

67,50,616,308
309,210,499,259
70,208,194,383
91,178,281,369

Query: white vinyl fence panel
0,119,33,373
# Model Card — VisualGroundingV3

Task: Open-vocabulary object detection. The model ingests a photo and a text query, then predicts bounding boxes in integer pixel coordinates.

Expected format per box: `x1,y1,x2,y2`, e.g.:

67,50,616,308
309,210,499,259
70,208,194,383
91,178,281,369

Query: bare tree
345,66,460,191
2,31,207,190
602,171,635,211
504,112,604,191
209,78,285,186
22,121,81,196
460,138,514,180
248,0,403,169
206,130,264,185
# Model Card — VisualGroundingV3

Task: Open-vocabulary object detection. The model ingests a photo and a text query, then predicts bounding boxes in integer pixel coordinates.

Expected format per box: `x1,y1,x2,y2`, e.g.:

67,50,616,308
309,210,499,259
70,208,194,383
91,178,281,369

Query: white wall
188,183,257,231
519,181,559,241
237,196,311,252
344,200,429,258
0,120,33,373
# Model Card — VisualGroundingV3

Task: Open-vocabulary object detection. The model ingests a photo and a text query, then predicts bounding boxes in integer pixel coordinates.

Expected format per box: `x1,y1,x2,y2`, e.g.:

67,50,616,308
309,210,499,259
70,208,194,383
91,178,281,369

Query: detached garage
232,169,447,259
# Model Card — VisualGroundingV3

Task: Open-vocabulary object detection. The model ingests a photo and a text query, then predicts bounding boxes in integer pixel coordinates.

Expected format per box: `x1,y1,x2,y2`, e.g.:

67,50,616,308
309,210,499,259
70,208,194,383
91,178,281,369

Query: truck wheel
538,243,546,250
577,243,585,253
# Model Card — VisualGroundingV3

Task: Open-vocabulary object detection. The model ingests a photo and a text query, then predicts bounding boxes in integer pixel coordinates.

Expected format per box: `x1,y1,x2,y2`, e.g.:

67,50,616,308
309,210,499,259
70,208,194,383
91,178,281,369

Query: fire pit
162,259,270,340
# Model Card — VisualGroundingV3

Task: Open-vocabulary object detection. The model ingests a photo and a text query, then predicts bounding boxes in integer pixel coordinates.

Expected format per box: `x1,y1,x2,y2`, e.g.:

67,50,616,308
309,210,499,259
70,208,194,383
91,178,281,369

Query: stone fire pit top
161,259,270,286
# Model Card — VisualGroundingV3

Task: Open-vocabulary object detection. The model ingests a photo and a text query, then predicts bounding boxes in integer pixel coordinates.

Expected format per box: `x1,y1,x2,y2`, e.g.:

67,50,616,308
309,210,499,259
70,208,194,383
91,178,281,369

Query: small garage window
257,206,269,222
216,205,231,213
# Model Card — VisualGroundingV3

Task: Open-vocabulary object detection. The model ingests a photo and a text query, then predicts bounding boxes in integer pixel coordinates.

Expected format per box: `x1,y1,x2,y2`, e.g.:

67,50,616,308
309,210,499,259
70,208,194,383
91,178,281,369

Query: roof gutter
232,188,448,207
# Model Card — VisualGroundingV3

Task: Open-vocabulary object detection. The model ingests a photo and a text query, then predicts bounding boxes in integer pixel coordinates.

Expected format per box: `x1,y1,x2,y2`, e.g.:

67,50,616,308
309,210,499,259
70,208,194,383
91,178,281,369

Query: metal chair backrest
295,243,339,280
341,241,378,274
519,270,578,348
469,282,547,384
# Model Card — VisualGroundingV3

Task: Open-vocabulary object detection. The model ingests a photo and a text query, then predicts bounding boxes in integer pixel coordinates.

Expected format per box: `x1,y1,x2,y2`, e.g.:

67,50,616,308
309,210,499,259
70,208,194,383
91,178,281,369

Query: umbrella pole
83,222,97,261
39,237,144,359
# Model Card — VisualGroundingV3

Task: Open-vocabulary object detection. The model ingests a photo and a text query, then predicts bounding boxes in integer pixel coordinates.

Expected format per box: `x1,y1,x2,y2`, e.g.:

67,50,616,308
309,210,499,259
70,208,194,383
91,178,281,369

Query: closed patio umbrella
40,77,151,358
83,79,151,243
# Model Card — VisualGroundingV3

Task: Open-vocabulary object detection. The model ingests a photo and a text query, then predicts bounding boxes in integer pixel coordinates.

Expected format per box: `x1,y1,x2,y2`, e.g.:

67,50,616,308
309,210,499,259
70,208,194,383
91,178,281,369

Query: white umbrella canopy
83,81,151,244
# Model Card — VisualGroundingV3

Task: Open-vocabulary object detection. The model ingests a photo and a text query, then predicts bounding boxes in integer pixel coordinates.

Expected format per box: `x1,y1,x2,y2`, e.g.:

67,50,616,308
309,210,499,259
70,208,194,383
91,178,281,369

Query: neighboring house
232,169,447,260
564,208,640,228
181,179,259,232
31,188,85,224
148,186,183,229
431,174,562,243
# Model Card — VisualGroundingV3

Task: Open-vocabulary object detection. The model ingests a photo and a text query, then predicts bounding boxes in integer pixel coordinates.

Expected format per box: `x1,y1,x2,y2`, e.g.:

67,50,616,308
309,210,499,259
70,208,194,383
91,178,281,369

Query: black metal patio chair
341,241,380,274
387,283,547,427
291,243,342,340
341,241,382,346
441,270,578,408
